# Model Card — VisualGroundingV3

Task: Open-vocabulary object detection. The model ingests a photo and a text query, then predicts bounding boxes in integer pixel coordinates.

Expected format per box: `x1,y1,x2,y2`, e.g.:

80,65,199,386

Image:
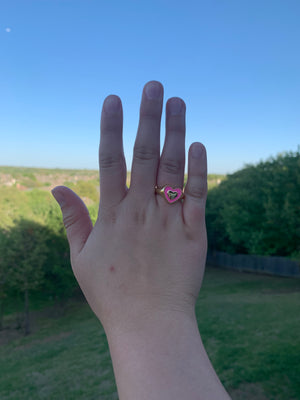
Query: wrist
103,305,197,343
105,309,230,400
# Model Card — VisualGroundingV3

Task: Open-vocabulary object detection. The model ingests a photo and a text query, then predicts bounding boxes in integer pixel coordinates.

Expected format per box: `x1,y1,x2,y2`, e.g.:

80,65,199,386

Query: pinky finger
183,143,207,230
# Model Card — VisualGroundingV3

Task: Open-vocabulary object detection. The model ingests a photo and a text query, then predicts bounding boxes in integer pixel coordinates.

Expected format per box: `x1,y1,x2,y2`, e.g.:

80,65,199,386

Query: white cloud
5,27,11,33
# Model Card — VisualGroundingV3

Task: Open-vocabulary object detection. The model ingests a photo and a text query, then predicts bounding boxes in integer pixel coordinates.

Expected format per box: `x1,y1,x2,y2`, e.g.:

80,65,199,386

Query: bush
206,150,300,257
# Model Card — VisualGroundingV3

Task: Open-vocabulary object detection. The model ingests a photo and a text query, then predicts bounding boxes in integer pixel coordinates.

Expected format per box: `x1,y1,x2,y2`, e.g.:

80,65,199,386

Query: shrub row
206,150,300,259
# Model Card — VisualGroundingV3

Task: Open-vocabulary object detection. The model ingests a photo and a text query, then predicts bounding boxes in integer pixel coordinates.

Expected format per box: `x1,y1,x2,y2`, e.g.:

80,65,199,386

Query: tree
4,219,48,335
206,150,300,257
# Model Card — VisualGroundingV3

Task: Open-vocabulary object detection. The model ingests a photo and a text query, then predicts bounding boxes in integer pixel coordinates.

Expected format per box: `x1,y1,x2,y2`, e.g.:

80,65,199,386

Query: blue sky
1,0,299,175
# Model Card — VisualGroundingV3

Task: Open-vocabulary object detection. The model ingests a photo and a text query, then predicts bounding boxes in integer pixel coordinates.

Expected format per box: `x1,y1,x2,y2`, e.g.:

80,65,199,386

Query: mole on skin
109,265,115,273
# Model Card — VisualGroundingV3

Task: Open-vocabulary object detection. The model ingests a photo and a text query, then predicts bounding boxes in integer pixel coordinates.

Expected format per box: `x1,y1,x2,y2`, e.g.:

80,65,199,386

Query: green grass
197,268,300,399
0,298,117,399
1,267,299,400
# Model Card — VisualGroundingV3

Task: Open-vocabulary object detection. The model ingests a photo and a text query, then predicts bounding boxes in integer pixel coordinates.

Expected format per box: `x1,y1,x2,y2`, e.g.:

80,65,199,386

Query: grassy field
0,266,299,400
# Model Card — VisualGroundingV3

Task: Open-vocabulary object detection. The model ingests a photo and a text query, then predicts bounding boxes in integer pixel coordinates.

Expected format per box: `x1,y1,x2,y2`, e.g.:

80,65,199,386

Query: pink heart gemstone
164,186,183,203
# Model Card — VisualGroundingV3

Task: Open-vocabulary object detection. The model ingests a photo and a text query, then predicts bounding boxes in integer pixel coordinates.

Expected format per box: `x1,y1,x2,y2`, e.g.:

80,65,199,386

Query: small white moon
5,28,11,33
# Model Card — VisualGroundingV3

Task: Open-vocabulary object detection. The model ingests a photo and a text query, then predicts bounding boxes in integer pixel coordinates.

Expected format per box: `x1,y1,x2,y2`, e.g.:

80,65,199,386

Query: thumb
51,186,93,259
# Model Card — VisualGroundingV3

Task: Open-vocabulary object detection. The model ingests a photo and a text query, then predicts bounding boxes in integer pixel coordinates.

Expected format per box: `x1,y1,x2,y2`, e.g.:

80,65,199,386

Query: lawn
0,266,299,400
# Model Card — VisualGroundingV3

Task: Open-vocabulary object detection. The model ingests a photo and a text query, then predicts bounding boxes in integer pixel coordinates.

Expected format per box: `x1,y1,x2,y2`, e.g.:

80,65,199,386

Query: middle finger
129,81,164,200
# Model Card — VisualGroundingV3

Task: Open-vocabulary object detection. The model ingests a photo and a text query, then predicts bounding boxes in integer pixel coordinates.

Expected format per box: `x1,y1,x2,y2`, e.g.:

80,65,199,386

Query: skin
52,80,231,399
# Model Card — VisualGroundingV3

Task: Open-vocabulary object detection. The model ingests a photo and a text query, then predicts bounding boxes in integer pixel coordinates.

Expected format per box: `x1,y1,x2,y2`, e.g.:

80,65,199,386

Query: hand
52,81,231,400
52,80,208,335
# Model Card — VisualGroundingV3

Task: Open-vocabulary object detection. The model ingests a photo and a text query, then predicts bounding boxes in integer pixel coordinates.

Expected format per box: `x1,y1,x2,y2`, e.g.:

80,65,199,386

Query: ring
155,185,185,204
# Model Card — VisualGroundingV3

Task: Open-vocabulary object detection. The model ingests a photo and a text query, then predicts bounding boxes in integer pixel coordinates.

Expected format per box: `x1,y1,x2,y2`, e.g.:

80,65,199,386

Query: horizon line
0,165,228,176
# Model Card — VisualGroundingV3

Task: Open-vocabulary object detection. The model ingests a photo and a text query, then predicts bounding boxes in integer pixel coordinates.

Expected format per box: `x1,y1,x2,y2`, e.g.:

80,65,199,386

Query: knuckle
187,181,207,199
99,152,123,170
62,209,81,230
133,145,159,162
160,157,182,174
63,212,81,231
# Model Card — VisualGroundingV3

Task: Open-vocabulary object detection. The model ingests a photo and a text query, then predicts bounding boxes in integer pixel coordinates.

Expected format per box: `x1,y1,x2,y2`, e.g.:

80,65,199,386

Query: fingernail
104,95,121,114
192,143,203,158
145,81,163,100
51,188,66,207
169,98,184,115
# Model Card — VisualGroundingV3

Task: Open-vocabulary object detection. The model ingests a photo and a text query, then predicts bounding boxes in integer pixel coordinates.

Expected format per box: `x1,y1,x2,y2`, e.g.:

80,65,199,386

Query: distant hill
0,166,225,197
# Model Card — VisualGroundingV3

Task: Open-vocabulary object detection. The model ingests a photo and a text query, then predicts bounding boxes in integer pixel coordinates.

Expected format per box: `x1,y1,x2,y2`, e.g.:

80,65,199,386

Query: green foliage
26,190,55,222
206,150,300,256
4,219,48,293
0,168,101,331
0,187,29,228
19,172,41,188
64,180,99,203
0,219,50,333
21,172,36,180
0,188,80,331
207,175,226,190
